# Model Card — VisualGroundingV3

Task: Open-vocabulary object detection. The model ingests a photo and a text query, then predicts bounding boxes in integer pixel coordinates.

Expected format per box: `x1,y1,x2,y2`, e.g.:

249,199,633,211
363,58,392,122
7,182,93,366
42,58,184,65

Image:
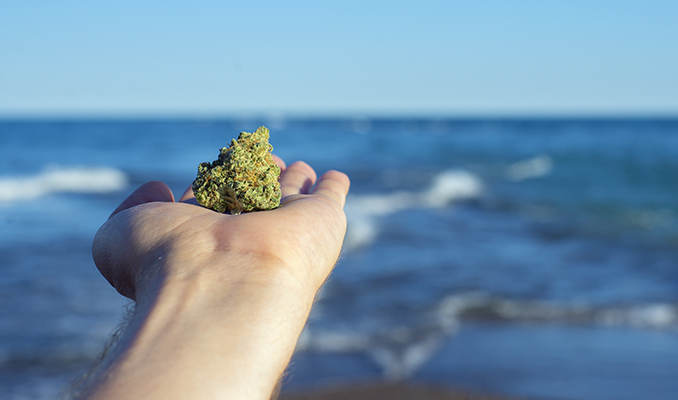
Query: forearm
84,255,317,400
85,167,349,399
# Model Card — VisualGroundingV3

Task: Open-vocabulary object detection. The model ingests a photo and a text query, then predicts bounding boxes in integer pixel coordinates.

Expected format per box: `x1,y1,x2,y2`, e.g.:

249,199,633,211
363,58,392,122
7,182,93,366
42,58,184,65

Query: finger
310,170,351,208
280,161,317,198
179,185,195,202
179,185,199,206
110,181,175,219
272,154,286,172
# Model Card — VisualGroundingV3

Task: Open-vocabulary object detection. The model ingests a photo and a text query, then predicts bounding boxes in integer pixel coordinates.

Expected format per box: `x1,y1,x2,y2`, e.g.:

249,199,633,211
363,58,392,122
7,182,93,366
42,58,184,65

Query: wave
297,292,677,380
435,292,678,329
298,324,452,381
343,170,483,249
342,156,556,250
0,166,128,203
506,154,552,181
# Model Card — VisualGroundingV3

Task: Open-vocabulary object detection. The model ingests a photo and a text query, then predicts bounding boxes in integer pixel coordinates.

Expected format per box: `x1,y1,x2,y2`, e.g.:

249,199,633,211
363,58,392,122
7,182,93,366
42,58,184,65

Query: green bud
192,126,282,214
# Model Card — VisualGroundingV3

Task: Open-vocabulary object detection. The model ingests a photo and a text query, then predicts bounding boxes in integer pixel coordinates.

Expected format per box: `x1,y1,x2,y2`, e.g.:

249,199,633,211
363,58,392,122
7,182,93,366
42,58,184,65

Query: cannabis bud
192,126,282,214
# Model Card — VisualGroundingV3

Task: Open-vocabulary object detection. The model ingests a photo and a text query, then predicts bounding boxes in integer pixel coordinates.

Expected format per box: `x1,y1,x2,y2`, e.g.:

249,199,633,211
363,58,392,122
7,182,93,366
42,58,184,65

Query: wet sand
280,382,521,400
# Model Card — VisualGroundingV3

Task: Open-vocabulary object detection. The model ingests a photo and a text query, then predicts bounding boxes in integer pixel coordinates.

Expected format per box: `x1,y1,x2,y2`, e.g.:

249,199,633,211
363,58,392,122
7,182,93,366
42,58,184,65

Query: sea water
0,118,677,399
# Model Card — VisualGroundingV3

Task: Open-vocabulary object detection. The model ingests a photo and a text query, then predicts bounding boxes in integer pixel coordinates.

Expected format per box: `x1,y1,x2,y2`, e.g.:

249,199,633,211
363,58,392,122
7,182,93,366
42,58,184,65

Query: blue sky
1,1,677,117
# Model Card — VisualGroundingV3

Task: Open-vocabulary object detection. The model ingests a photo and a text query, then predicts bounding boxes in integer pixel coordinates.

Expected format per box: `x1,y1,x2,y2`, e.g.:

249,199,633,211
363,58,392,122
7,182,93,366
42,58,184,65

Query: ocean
1,118,677,400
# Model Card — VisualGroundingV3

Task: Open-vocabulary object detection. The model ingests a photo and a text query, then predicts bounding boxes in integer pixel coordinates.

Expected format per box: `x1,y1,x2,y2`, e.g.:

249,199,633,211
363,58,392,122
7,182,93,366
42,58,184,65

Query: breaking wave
435,292,678,329
298,323,453,381
342,156,557,250
343,170,483,250
298,292,678,380
0,166,128,203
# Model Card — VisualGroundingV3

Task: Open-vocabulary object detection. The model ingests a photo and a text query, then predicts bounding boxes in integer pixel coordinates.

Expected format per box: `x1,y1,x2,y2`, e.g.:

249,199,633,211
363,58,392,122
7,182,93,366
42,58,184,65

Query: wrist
133,246,317,304
90,254,316,400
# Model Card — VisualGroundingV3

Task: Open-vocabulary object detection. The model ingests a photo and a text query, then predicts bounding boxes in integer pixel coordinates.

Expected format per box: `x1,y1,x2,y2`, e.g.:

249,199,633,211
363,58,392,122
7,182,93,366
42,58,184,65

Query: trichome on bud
192,126,281,214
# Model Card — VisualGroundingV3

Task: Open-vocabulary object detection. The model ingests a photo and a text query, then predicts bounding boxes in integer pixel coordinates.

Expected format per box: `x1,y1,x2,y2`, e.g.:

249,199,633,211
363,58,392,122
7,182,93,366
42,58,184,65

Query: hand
86,158,350,400
93,158,350,301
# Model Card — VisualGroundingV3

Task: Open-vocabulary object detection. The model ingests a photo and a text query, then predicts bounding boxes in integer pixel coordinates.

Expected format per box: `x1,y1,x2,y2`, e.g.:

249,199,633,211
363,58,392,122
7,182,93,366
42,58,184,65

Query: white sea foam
343,170,483,249
297,293,677,381
422,170,483,206
298,297,465,380
0,166,128,203
300,324,452,381
298,329,371,353
435,292,678,330
506,154,552,181
370,334,443,380
597,304,677,329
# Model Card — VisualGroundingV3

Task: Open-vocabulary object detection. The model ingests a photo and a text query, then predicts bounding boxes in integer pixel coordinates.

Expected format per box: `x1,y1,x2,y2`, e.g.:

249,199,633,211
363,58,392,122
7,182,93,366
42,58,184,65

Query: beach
281,382,520,400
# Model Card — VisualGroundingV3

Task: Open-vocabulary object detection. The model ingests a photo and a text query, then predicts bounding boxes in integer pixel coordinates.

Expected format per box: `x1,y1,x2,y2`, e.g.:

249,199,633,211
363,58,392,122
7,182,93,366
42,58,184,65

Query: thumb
109,181,175,219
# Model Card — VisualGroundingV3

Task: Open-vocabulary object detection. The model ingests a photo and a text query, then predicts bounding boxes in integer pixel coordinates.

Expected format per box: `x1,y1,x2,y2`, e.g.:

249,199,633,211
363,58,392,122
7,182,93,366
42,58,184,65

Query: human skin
85,158,350,400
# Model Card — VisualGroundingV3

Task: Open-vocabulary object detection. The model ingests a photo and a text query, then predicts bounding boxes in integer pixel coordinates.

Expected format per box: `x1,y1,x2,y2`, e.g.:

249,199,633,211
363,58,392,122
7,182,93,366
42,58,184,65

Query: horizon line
2,110,678,121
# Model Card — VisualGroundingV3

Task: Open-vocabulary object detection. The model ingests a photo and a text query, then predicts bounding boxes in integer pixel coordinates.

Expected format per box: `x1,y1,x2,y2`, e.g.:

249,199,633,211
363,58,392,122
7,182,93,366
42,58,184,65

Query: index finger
110,181,175,219
310,170,350,208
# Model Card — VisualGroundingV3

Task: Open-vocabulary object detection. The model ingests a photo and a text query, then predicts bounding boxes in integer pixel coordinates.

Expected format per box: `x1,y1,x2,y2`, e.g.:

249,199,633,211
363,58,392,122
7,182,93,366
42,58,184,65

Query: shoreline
280,382,523,400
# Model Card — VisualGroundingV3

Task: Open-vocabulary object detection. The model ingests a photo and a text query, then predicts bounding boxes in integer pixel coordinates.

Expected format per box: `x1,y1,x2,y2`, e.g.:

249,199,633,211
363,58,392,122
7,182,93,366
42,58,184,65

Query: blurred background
1,1,677,400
